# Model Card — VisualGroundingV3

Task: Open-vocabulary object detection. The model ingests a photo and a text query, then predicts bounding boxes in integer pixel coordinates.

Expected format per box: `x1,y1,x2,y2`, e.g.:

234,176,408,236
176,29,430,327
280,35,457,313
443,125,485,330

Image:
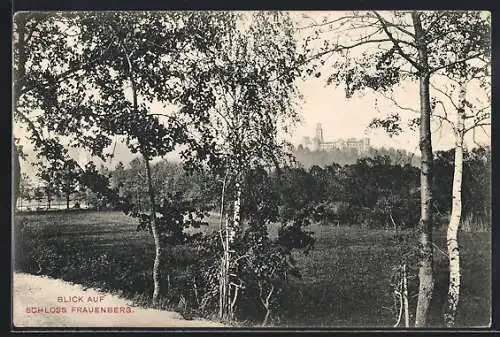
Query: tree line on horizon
293,144,421,168
19,145,490,234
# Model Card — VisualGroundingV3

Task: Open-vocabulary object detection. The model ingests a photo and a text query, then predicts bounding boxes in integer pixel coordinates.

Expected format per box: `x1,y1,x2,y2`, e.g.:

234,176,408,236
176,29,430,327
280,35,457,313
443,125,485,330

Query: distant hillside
292,146,421,168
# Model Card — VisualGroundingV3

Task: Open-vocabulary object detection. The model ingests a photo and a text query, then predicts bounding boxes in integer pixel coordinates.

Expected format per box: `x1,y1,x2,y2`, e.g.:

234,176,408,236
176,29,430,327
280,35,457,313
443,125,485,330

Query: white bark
393,289,403,328
231,181,241,243
120,35,162,305
144,156,161,305
444,85,465,327
259,282,274,326
220,181,242,320
402,264,410,327
218,176,227,319
151,223,161,304
219,218,230,320
217,179,243,320
413,12,435,326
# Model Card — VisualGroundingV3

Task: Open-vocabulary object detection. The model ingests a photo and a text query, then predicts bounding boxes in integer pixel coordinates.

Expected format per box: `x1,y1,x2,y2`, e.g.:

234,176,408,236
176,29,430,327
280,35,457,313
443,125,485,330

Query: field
13,211,491,328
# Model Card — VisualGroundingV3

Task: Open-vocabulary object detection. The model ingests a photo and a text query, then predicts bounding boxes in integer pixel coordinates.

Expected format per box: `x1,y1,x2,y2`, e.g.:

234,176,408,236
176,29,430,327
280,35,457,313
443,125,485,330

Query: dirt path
12,273,225,328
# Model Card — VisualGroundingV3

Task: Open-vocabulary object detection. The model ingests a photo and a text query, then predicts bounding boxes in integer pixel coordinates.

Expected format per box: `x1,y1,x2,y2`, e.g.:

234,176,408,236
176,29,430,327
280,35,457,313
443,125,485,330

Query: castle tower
313,123,324,151
362,137,370,152
315,123,324,144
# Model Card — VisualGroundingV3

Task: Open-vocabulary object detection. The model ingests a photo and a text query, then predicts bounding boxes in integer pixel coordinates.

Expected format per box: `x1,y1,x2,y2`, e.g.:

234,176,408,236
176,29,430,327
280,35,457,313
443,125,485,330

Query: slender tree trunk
121,39,162,304
263,308,270,327
444,85,466,327
229,180,242,319
414,71,435,328
218,175,229,320
223,219,231,318
47,188,51,209
403,264,410,328
66,185,70,210
444,139,463,326
219,178,242,320
232,180,242,240
221,178,242,320
412,12,435,327
144,154,161,304
261,286,274,327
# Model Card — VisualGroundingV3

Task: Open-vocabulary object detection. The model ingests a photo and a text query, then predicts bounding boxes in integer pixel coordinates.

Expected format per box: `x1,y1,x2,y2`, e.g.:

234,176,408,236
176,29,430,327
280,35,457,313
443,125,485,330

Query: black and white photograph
12,10,491,329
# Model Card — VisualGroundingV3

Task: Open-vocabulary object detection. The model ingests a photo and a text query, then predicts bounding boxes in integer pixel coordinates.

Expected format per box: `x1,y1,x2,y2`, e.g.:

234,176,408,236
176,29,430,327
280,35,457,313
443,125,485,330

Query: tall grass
13,211,491,327
460,213,491,232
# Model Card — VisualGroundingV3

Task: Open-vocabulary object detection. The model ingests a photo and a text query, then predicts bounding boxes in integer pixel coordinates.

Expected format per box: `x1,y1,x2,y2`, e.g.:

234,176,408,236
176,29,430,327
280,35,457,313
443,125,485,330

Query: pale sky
291,76,490,153
13,11,491,179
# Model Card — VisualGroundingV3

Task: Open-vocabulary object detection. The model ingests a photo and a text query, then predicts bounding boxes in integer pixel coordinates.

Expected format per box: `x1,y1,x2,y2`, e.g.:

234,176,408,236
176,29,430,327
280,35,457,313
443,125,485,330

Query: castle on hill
301,123,371,153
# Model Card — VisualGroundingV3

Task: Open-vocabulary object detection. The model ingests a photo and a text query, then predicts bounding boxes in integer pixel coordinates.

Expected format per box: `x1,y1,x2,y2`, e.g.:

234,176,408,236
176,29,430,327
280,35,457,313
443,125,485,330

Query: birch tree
182,11,302,320
430,62,490,326
301,10,490,326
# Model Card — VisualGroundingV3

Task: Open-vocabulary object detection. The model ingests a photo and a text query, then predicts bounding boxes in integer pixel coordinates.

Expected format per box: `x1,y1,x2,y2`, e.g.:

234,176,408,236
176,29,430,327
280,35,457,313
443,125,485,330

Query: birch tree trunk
232,180,242,240
220,179,241,320
120,36,163,304
218,175,232,320
414,71,435,328
412,12,435,327
144,154,161,304
403,264,410,328
444,85,466,327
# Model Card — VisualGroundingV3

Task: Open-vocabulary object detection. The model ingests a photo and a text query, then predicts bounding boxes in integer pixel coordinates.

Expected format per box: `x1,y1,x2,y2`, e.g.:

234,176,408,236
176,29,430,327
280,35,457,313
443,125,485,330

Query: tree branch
306,38,394,64
14,110,45,145
378,91,419,114
472,127,483,149
422,12,448,39
372,11,416,39
433,110,456,135
464,122,491,135
430,53,484,74
374,12,422,72
296,14,371,31
15,36,116,98
430,82,459,111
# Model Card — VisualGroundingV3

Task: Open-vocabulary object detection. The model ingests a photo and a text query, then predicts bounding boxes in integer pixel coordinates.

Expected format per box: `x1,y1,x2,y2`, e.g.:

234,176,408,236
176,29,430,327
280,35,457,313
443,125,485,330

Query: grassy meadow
13,210,491,327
